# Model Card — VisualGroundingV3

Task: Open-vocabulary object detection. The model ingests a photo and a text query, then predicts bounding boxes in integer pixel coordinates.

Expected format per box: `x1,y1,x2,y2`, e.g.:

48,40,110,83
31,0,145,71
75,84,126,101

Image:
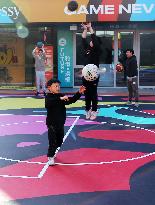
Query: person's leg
91,85,98,112
47,125,58,158
89,85,98,120
85,88,91,111
132,77,139,105
127,79,133,102
35,71,40,93
40,71,46,92
56,126,64,148
84,88,92,119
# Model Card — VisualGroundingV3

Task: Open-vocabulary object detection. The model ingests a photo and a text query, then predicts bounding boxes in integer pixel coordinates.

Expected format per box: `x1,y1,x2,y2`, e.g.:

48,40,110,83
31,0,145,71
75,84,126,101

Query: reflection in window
139,33,155,86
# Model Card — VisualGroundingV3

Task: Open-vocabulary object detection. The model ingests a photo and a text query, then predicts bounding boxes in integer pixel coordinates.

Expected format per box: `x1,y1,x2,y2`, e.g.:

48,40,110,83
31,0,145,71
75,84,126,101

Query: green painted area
66,100,85,108
0,97,44,110
0,98,85,110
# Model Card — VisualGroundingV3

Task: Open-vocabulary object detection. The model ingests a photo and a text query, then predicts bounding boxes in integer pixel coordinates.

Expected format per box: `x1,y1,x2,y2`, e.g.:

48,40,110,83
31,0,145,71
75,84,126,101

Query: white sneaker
134,102,139,107
86,110,91,119
90,111,97,120
48,157,55,166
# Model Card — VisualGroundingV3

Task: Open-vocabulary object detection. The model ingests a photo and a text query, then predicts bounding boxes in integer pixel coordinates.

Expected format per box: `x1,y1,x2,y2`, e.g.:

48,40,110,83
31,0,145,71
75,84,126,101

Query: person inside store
32,43,47,96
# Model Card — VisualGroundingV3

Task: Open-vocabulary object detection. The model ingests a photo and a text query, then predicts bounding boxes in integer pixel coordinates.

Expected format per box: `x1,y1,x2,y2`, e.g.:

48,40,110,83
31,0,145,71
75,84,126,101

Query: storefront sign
0,6,20,19
58,30,73,87
1,0,155,23
44,46,53,81
64,4,155,15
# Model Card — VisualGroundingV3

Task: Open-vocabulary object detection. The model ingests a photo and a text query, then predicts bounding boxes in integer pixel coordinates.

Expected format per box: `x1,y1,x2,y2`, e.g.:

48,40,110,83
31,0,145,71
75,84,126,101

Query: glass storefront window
0,28,25,86
139,32,155,86
116,32,134,87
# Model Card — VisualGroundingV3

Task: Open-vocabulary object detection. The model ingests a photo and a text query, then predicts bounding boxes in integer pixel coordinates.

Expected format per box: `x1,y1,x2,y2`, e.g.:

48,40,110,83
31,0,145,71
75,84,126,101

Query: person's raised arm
32,46,37,58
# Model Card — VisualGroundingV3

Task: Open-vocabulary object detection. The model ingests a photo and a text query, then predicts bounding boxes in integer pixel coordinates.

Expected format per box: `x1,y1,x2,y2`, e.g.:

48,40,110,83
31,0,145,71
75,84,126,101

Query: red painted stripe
0,149,155,200
79,130,155,144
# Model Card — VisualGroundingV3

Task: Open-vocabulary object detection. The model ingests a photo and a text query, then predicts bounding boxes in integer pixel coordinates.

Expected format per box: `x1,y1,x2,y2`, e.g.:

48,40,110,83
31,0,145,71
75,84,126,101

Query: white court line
0,108,155,178
38,116,80,178
0,116,80,179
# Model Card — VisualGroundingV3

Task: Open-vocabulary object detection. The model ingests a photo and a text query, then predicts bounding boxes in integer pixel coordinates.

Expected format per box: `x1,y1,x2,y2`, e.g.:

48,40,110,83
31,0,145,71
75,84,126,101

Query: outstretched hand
60,96,69,101
79,85,86,94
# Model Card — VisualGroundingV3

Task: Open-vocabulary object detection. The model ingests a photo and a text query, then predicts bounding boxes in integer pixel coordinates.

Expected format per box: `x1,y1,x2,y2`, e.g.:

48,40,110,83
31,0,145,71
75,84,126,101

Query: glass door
116,31,134,87
139,32,155,87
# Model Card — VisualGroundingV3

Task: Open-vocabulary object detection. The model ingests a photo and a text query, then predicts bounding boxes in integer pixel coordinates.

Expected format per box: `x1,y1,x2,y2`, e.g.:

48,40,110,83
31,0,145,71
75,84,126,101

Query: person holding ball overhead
32,42,47,96
81,22,101,120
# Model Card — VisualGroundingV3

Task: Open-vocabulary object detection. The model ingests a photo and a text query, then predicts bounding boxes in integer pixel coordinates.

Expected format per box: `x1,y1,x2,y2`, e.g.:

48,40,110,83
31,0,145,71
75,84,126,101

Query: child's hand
81,23,87,30
79,85,86,94
60,96,69,101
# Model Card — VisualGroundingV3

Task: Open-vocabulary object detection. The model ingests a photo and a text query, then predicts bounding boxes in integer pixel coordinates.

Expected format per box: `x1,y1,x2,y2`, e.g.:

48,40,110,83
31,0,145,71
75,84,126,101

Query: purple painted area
0,115,47,136
65,118,101,126
0,115,100,137
17,142,40,147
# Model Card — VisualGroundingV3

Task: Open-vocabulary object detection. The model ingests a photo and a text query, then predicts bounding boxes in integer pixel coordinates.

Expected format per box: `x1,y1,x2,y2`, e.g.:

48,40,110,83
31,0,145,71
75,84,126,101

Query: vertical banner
44,45,53,81
58,30,73,87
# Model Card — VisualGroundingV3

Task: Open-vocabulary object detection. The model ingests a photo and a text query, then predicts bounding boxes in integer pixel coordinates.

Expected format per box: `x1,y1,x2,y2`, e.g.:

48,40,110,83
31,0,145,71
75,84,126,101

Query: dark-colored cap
46,78,61,87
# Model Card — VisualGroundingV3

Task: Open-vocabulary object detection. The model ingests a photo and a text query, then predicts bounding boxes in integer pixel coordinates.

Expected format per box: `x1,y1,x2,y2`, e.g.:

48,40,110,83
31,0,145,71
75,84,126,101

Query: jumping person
126,49,139,107
32,46,47,96
81,22,101,120
45,78,86,165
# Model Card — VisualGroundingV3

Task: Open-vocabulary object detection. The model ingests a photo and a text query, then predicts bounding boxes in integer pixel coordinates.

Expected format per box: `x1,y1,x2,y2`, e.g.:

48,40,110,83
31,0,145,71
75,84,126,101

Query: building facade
0,0,155,88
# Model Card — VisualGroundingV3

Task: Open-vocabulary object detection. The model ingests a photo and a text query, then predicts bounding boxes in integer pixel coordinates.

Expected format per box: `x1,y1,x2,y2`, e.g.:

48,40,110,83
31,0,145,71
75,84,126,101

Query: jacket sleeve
45,94,63,108
65,92,81,105
91,34,100,50
82,37,88,50
82,76,99,86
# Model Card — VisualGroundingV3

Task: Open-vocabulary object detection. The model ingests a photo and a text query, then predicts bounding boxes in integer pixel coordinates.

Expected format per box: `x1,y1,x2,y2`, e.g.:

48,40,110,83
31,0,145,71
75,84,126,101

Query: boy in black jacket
45,79,85,165
81,22,101,120
126,49,139,107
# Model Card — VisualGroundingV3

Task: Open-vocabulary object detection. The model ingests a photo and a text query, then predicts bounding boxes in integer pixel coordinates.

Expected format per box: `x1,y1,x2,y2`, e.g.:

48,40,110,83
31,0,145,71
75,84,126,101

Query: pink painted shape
0,115,90,137
17,142,40,148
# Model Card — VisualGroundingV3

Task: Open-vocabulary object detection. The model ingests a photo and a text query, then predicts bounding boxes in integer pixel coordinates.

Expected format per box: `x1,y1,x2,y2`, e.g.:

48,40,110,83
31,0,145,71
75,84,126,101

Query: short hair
47,78,61,87
126,49,134,55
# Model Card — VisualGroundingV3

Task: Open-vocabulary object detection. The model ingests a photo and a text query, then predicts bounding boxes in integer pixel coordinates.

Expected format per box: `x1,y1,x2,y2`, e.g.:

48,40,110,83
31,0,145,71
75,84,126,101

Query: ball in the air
116,64,123,72
37,41,44,48
82,64,99,81
67,0,78,11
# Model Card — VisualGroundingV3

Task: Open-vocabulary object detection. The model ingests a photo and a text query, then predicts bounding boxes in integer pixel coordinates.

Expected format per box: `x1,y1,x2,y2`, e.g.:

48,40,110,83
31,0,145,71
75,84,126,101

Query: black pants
85,85,98,111
127,77,139,102
47,124,64,157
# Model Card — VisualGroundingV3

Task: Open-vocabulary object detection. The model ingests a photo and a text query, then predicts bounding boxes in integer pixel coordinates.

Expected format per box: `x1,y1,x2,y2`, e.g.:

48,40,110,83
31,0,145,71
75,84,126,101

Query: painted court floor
0,94,155,205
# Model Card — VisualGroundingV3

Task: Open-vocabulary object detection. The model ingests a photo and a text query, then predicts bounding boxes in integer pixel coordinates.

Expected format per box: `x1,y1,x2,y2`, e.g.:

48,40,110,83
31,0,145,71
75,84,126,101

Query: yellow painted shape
0,98,84,110
12,0,89,22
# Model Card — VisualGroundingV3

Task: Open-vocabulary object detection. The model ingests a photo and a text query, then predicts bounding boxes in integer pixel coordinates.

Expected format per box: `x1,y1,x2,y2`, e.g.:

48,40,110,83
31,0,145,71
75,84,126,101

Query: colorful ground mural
0,94,155,204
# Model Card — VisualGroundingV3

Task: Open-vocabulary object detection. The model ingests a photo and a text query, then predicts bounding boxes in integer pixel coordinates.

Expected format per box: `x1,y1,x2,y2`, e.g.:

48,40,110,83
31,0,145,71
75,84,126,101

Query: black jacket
126,55,138,77
82,76,99,87
45,92,81,126
82,34,101,68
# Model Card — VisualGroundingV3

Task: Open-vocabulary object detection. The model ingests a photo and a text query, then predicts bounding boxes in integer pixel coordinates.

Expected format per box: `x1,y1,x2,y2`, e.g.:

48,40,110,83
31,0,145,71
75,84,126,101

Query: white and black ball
82,64,99,81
